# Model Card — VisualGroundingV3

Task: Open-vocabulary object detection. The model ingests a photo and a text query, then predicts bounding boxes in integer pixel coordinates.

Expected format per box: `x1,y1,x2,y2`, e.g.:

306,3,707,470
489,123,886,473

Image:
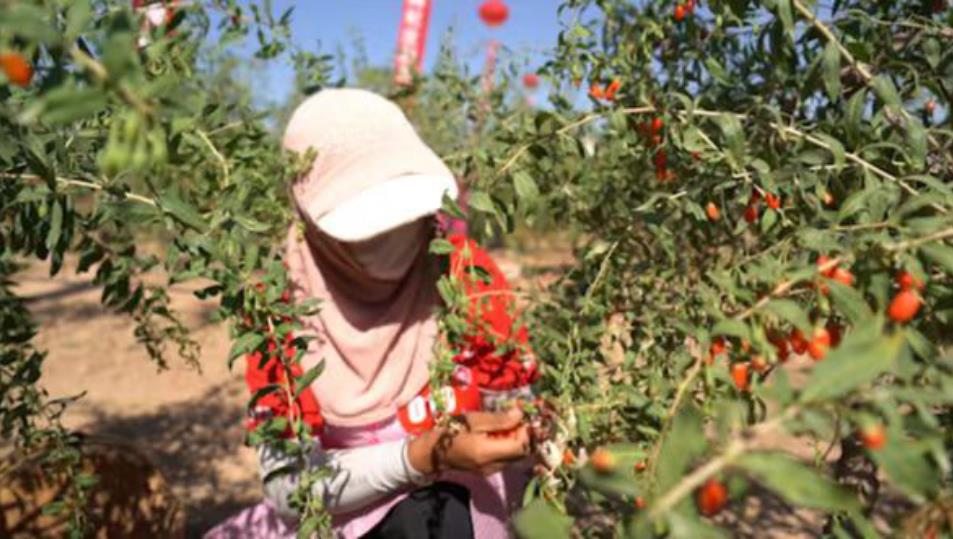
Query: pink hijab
282,89,454,427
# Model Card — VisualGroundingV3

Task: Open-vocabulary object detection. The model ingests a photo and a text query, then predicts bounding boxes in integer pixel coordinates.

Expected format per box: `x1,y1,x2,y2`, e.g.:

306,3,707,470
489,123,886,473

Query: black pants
361,482,474,539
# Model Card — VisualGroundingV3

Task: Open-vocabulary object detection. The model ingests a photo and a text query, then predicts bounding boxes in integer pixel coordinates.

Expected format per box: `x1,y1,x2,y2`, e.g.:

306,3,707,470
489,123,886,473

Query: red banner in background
394,0,433,86
481,39,500,93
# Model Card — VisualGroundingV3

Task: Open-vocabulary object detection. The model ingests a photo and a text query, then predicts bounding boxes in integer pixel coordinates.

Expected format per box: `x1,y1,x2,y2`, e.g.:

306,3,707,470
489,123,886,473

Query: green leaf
920,243,953,274
800,330,905,403
440,192,466,220
17,85,108,125
905,327,937,360
903,174,953,197
467,190,496,214
513,170,539,205
513,498,572,539
704,57,730,85
760,208,778,232
872,75,902,112
815,134,846,171
797,149,830,166
297,516,320,539
666,511,731,539
429,238,456,255
775,0,794,41
578,443,646,498
228,331,265,368
906,119,927,169
711,319,750,341
248,383,281,410
159,192,207,232
845,90,866,144
75,472,99,488
260,416,289,437
681,126,711,153
293,361,324,399
233,214,270,233
716,113,745,169
821,41,841,100
242,241,260,273
65,0,92,38
837,187,877,222
45,198,63,249
922,38,941,69
763,299,812,334
0,4,60,44
826,280,873,325
739,452,860,512
873,442,937,498
657,408,706,493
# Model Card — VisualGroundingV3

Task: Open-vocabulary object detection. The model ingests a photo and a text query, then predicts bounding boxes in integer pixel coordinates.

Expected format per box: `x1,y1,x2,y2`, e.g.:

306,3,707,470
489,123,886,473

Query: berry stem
647,354,704,475
648,405,800,519
1,173,158,207
885,225,953,252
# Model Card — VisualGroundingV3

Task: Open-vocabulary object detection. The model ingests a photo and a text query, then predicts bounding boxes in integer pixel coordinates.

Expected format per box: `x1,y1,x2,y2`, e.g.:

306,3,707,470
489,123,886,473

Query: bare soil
16,259,258,537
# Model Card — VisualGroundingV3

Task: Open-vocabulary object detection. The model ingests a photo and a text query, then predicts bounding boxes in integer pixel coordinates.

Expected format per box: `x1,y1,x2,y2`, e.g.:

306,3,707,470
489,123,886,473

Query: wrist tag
397,375,481,436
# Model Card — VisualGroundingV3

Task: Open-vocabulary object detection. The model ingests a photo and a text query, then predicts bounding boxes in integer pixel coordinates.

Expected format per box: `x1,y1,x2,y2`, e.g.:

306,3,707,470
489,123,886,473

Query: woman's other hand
407,408,530,476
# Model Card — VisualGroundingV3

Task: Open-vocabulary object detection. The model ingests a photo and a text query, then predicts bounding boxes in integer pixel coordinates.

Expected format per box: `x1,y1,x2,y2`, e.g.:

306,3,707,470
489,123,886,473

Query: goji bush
0,0,322,534
459,1,953,537
3,0,953,538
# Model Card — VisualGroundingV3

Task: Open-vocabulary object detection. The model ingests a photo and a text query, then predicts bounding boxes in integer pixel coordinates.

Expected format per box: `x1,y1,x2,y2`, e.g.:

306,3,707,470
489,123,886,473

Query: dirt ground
12,247,900,538
17,259,258,537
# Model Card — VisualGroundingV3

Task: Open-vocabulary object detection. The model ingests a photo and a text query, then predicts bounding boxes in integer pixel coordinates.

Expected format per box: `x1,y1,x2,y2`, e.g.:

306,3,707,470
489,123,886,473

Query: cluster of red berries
637,117,676,183
889,270,924,323
0,53,32,87
705,188,781,224
589,79,622,102
674,0,696,22
743,190,782,224
706,253,927,393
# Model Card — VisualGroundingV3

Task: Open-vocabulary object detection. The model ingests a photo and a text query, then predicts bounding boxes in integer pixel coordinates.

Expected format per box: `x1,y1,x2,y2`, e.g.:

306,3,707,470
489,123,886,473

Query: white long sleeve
259,438,429,520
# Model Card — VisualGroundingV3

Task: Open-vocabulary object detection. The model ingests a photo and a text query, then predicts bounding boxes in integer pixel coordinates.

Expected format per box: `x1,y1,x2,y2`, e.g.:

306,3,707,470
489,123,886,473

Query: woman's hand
407,408,530,477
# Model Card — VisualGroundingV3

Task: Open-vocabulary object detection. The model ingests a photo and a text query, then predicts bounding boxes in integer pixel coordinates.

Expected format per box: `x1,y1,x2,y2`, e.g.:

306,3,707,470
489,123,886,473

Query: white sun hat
314,173,458,242
283,88,460,243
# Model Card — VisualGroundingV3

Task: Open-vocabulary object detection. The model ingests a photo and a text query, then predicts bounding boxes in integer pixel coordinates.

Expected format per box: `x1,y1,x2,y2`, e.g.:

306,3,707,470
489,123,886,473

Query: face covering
343,219,429,282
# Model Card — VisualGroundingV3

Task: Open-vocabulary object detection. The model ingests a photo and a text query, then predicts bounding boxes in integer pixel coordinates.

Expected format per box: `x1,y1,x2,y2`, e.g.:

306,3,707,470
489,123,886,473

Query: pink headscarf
283,89,454,427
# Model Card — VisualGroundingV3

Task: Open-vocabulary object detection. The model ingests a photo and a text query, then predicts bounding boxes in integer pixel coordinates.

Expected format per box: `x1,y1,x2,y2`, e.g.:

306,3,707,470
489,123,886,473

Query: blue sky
234,1,565,106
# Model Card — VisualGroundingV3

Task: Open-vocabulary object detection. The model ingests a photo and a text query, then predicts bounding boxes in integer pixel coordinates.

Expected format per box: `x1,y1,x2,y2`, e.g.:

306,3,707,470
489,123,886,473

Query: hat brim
315,174,459,242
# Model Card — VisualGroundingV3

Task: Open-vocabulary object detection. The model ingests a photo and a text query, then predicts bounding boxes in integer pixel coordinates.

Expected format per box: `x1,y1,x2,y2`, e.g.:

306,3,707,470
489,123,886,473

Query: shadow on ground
77,383,259,538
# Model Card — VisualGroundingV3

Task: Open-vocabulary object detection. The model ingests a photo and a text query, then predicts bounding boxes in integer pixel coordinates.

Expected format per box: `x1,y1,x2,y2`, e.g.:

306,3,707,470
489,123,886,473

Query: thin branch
689,108,946,213
206,121,244,136
495,106,656,177
0,173,158,207
732,257,841,321
833,221,893,232
791,0,873,82
885,226,953,252
647,355,704,473
791,0,947,160
196,130,230,187
582,241,619,315
496,144,532,178
648,405,800,519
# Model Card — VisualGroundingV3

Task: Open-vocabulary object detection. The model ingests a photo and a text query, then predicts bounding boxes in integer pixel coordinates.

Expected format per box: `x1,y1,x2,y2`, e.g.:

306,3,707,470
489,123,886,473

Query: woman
207,88,539,538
